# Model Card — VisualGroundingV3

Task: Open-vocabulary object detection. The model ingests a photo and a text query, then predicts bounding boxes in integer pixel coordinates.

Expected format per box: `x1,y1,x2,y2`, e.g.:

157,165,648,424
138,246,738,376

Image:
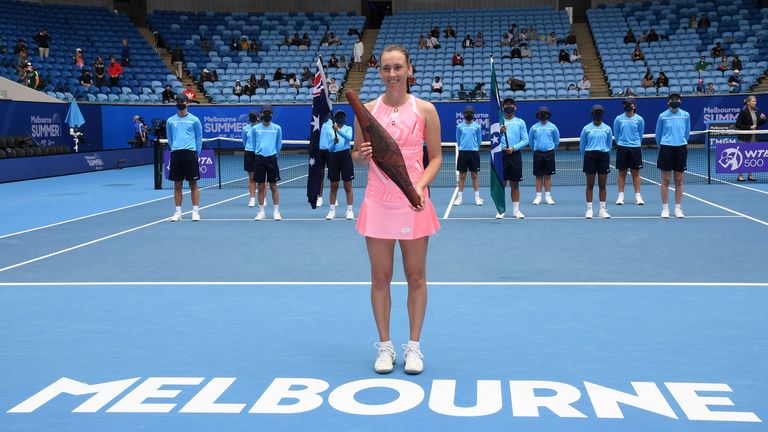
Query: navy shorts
168,149,199,182
317,149,330,173
533,150,556,176
328,150,354,182
583,150,610,175
616,146,643,171
457,150,481,172
502,150,523,182
243,150,255,172
657,145,687,172
254,154,281,183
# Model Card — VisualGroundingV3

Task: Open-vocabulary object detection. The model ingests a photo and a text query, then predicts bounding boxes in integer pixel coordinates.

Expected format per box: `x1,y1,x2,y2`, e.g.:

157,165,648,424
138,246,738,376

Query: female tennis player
352,45,442,375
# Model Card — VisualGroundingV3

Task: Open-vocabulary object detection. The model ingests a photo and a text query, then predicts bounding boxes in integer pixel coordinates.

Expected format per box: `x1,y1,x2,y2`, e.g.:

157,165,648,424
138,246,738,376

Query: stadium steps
338,29,378,102
138,27,211,104
751,71,768,93
572,22,610,98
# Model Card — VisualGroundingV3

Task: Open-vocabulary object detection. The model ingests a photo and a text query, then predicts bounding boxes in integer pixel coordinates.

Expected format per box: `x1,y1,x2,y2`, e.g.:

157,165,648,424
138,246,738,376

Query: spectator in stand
731,55,743,72
257,73,270,90
625,87,636,96
570,48,582,63
240,36,249,51
328,53,339,68
475,31,484,48
509,23,519,39
711,42,724,59
32,29,51,59
368,54,378,68
108,57,123,87
290,33,301,47
558,49,571,64
519,28,528,42
521,44,531,58
23,62,41,90
15,50,29,78
230,37,240,52
183,84,197,101
624,30,636,44
121,39,131,67
280,35,291,47
444,25,456,38
452,51,464,66
93,56,106,87
655,71,669,88
162,84,174,103
211,69,219,82
500,32,512,47
706,82,715,94
728,69,742,93
13,38,27,55
73,48,85,68
301,67,312,83
698,13,711,28
320,32,330,46
430,26,440,38
717,55,729,75
300,33,311,49
688,15,698,29
695,79,705,93
171,45,184,79
578,75,591,91
647,28,659,43
641,72,654,88
695,56,711,74
152,30,165,51
528,24,537,40
353,37,364,72
328,77,339,98
198,69,211,90
79,69,92,88
339,55,348,69
273,67,285,81
734,95,767,181
327,32,340,46
428,34,440,49
431,76,443,93
419,35,428,49
462,34,474,49
233,80,244,96
511,45,522,59
200,36,211,54
347,27,360,37
546,32,557,47
565,31,577,45
249,40,260,53
632,44,645,62
244,80,256,96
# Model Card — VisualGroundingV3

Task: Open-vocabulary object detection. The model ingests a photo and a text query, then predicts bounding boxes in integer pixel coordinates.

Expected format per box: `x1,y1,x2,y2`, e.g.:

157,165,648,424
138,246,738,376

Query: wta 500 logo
716,143,768,173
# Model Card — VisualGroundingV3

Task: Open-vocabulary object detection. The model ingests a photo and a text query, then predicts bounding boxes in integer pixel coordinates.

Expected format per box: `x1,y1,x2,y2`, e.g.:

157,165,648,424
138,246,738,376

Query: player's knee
371,273,393,290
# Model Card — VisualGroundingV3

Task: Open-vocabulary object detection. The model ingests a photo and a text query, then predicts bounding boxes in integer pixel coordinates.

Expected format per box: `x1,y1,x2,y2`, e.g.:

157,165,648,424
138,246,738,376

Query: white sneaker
169,211,182,222
402,344,424,375
325,209,336,220
585,209,593,219
453,196,462,206
191,210,200,222
254,211,266,221
661,208,670,218
598,209,611,219
273,210,282,221
345,208,354,220
616,196,624,205
248,197,256,207
636,195,645,205
316,196,323,207
495,212,505,219
675,209,685,218
373,342,396,374
475,196,484,206
544,195,555,205
532,196,542,205
512,209,525,219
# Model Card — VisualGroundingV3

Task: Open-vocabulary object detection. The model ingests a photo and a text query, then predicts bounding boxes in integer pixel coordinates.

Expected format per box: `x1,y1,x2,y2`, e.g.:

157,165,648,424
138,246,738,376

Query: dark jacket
735,107,767,142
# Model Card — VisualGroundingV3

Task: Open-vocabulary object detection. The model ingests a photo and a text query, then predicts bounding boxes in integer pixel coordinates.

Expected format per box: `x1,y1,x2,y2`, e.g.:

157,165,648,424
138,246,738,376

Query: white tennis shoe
661,208,670,218
254,210,266,221
512,209,525,219
248,197,256,207
532,195,541,205
273,210,282,221
475,196,484,206
544,195,555,205
191,210,200,222
169,211,182,222
325,209,335,220
675,209,685,218
598,209,611,219
402,344,424,375
585,209,593,219
453,196,462,206
345,208,354,220
374,342,396,374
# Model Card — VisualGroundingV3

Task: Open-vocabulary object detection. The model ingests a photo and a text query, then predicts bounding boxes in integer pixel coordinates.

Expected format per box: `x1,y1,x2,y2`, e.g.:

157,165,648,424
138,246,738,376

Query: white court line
638,173,768,228
198,215,742,222
0,173,307,274
0,162,307,240
443,187,459,219
1,281,766,287
642,158,768,196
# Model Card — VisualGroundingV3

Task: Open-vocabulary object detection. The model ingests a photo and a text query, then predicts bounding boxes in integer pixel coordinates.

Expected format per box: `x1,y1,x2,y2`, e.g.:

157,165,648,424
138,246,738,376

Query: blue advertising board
0,100,103,151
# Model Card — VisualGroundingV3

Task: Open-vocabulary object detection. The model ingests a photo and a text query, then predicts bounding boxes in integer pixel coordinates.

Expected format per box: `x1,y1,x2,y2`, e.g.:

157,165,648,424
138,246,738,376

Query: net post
153,138,162,190
218,138,222,189
706,122,711,184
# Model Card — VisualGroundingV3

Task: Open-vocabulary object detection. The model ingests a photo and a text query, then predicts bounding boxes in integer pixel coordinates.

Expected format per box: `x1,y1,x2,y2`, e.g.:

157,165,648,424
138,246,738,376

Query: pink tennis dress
356,95,441,240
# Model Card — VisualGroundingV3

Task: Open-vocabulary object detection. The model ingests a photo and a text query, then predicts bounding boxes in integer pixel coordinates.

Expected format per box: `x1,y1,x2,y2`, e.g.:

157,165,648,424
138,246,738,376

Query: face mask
464,114,474,120
503,107,516,115
669,101,681,109
538,113,550,121
176,103,186,110
624,104,634,113
592,112,604,121
248,114,259,123
261,114,272,123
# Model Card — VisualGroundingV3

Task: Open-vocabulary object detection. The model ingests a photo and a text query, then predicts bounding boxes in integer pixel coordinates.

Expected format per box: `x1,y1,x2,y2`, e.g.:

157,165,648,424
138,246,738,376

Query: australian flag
488,55,506,216
307,57,333,209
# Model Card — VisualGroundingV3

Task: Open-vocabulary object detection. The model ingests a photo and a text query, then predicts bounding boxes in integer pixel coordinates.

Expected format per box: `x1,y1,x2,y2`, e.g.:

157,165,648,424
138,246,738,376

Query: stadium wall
0,94,761,154
145,0,362,14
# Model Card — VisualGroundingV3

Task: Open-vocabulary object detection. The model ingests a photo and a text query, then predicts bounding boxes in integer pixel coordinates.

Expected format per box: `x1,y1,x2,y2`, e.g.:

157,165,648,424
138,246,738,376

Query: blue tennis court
1,164,767,431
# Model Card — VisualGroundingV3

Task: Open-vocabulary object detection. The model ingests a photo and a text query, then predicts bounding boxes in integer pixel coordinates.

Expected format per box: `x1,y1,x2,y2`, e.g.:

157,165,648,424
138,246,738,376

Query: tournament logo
718,146,743,171
203,115,247,138
30,114,63,145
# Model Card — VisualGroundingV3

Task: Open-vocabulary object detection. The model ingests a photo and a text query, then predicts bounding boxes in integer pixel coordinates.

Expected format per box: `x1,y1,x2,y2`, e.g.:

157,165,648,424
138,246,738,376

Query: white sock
512,201,519,211
618,192,624,200
600,202,606,211
175,206,181,213
379,340,394,350
474,190,480,198
545,191,552,198
259,205,265,212
536,192,542,199
274,205,279,212
192,206,199,212
330,203,336,211
347,205,353,211
458,191,463,198
586,202,593,211
675,204,681,212
635,193,642,200
662,203,669,212
407,340,420,351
